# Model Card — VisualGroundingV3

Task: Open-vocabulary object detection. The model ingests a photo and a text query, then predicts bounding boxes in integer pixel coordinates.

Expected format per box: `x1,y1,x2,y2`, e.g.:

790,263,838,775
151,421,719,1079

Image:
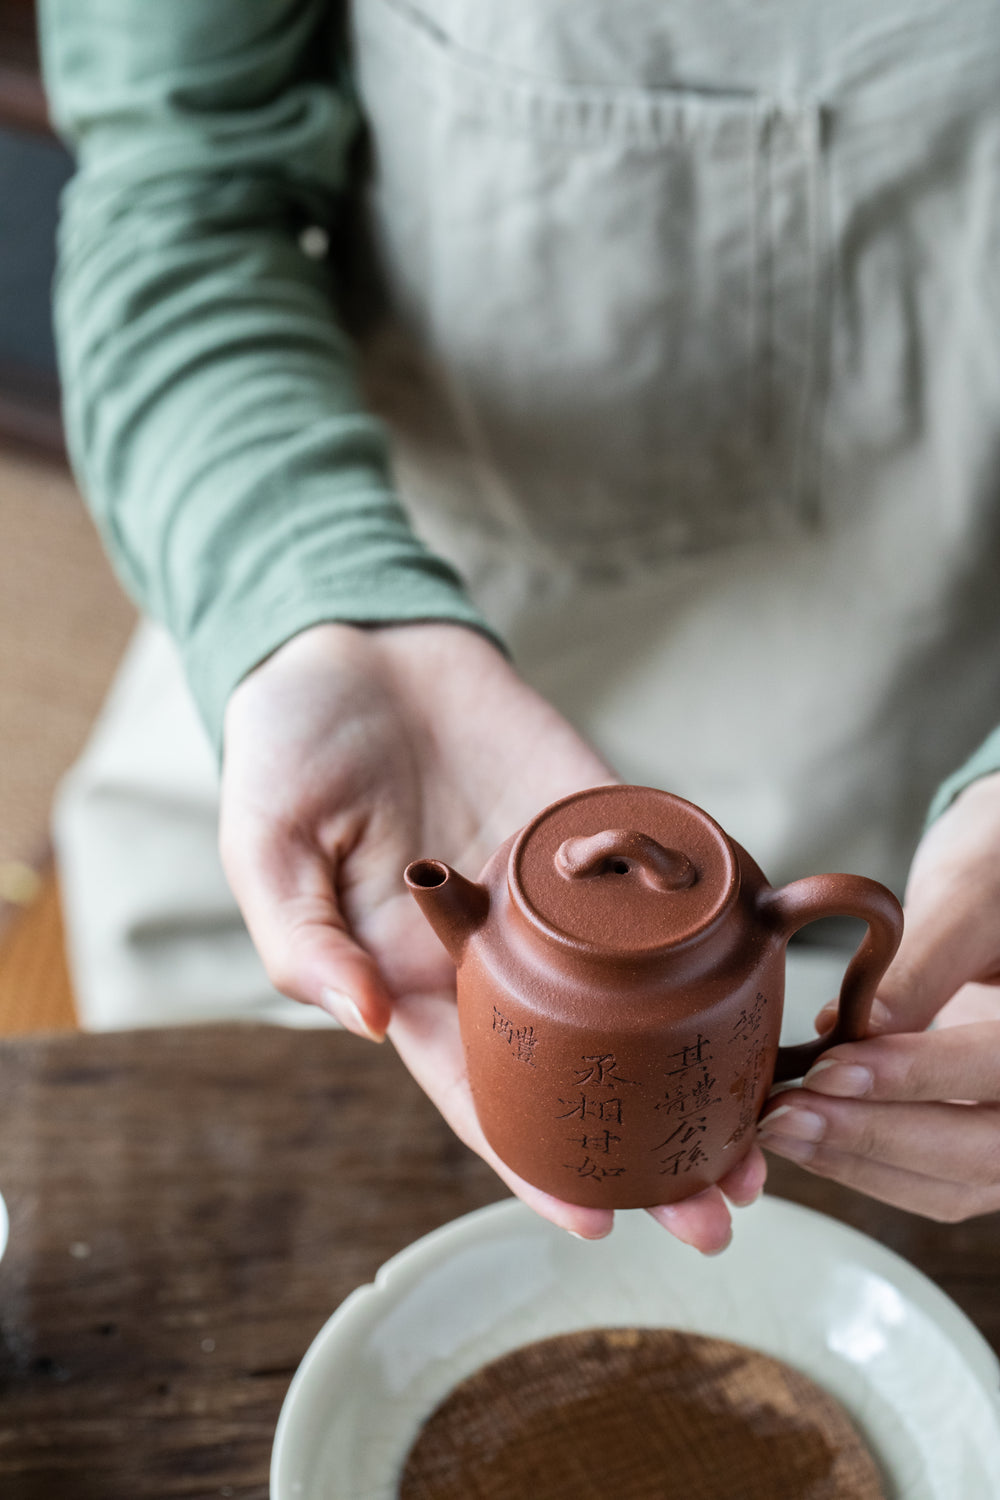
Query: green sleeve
38,0,498,753
926,726,1000,827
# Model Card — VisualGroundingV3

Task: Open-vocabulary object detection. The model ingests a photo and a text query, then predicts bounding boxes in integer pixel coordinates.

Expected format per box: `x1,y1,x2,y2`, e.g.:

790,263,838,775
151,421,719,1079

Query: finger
221,819,391,1038
646,1188,733,1255
756,1129,1000,1223
815,985,1000,1041
873,913,980,1035
717,1143,768,1207
389,990,614,1240
813,997,891,1038
799,1023,1000,1103
759,1090,1000,1188
868,792,1000,1034
934,981,1000,1030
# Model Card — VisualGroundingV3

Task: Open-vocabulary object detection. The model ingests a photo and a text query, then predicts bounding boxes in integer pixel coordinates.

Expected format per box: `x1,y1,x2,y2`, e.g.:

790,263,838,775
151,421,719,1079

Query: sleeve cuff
925,725,1000,828
183,569,506,760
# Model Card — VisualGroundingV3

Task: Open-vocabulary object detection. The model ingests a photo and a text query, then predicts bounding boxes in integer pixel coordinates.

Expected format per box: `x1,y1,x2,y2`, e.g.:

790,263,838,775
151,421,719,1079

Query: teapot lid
509,786,739,957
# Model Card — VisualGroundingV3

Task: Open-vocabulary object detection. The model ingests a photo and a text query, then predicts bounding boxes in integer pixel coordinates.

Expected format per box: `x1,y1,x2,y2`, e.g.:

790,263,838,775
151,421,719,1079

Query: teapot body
459,836,783,1209
406,785,903,1210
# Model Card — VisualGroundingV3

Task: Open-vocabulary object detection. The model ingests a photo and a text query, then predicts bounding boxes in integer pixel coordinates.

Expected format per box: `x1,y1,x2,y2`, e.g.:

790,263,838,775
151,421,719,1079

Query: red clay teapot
405,786,903,1208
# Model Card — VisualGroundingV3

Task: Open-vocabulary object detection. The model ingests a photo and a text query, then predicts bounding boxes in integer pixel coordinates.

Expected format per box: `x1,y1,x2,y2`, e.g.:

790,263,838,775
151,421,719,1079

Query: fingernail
867,998,892,1032
758,1134,817,1163
648,1203,678,1226
568,1227,611,1241
647,1203,697,1240
321,987,385,1042
647,1202,732,1255
802,1060,873,1097
756,1104,826,1143
817,998,891,1034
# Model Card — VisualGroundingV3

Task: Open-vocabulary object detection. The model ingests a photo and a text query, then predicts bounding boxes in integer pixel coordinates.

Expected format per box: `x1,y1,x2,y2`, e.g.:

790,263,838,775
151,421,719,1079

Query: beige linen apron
56,0,1000,1028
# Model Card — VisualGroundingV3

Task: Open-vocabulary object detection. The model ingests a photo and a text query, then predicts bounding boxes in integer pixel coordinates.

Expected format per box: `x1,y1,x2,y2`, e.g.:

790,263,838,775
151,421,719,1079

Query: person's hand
758,770,1000,1221
221,622,764,1250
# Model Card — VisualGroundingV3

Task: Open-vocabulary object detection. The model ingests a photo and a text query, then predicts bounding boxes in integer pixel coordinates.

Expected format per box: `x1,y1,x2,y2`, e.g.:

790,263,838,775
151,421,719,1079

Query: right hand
220,621,765,1248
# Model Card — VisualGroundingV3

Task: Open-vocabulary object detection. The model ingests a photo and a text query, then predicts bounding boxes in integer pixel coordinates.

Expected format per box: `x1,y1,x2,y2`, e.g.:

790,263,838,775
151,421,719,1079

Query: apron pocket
354,0,826,570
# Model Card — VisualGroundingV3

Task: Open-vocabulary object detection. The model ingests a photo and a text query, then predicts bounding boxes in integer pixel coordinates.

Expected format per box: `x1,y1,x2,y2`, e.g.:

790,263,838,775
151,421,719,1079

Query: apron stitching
369,0,778,144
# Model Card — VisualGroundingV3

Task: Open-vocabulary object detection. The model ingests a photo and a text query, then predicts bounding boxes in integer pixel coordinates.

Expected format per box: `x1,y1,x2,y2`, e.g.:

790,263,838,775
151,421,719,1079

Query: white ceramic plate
271,1196,1000,1499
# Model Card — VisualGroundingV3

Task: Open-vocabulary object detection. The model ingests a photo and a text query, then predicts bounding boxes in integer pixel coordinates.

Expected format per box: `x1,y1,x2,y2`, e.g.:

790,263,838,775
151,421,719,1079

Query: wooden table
0,1025,998,1498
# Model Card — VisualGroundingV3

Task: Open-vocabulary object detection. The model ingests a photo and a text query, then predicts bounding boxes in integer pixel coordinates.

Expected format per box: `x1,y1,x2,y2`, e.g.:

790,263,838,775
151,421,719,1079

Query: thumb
817,835,1000,1041
865,897,979,1036
875,792,1000,1033
221,825,392,1040
815,887,989,1039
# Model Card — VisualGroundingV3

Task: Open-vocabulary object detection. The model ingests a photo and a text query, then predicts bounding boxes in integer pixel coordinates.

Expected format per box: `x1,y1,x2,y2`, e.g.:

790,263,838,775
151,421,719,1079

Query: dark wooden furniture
0,0,66,457
0,0,47,135
0,1024,997,1498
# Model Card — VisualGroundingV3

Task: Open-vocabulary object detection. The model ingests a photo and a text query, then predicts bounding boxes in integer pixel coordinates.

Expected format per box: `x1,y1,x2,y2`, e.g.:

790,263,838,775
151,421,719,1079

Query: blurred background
0,0,135,1033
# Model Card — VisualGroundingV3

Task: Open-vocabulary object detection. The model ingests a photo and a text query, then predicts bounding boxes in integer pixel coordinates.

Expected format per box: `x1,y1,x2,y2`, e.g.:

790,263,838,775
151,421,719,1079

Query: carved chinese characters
560,1053,634,1183
551,1022,767,1195
492,1006,538,1066
727,992,770,1147
652,1032,721,1178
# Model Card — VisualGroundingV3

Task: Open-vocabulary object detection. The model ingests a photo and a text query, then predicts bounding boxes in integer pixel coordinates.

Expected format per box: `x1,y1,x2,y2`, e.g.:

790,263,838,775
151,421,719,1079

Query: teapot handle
758,874,904,1084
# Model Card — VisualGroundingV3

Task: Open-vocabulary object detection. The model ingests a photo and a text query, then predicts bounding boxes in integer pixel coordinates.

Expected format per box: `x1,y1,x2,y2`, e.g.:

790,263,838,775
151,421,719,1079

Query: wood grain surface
0,449,135,933
0,1024,996,1499
0,1026,502,1499
0,868,77,1034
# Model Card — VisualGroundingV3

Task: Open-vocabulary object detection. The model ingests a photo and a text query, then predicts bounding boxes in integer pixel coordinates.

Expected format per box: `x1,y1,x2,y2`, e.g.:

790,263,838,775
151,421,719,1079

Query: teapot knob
555,830,697,893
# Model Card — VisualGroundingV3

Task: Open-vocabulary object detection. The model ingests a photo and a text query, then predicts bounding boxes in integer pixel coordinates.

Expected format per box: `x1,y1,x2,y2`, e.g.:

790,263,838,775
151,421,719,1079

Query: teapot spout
404,860,490,963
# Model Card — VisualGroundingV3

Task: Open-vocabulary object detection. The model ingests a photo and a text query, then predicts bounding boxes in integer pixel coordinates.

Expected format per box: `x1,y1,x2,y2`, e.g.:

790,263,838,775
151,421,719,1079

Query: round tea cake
398,1327,886,1500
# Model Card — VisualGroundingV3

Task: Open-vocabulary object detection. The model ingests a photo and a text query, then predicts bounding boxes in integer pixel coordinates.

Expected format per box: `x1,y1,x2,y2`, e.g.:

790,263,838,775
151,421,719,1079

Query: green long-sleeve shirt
38,0,1000,818
38,0,494,754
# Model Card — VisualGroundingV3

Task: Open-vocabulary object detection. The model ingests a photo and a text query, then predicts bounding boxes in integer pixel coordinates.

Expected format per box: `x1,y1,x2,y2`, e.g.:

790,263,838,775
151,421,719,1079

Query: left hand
758,770,1000,1221
221,622,763,1252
